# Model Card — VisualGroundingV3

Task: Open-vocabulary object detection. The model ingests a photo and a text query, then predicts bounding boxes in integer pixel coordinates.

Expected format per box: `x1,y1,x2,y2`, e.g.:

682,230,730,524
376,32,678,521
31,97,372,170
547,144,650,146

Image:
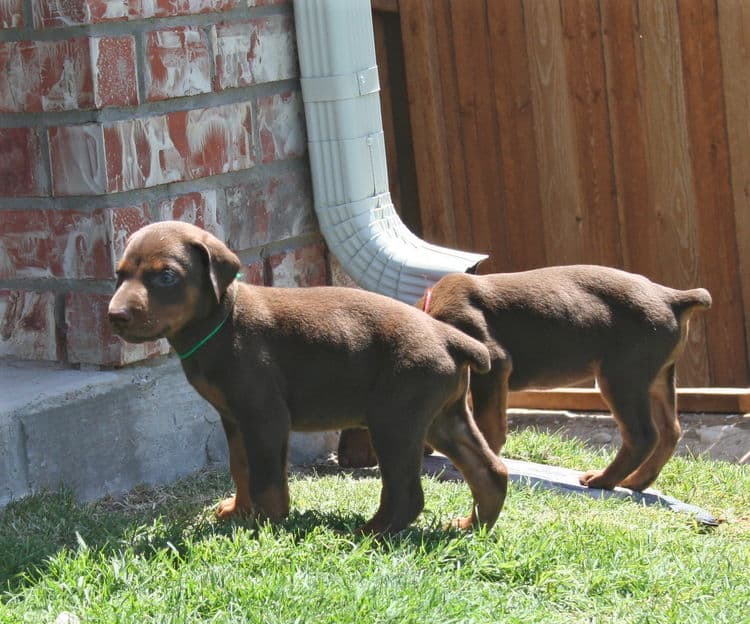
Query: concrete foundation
0,357,338,508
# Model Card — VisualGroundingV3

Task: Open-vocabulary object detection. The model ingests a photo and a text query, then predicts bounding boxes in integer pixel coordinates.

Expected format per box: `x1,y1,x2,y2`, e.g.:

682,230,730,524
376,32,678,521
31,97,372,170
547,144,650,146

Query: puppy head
108,221,240,343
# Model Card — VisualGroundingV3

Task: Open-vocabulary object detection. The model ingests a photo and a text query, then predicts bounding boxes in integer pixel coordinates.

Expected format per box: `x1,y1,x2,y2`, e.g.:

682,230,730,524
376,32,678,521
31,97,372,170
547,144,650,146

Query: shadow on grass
0,465,464,597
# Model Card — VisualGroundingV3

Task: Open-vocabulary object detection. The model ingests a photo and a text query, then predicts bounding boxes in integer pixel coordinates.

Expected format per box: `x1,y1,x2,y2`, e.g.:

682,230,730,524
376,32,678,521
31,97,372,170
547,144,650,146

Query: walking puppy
108,221,508,534
411,266,712,491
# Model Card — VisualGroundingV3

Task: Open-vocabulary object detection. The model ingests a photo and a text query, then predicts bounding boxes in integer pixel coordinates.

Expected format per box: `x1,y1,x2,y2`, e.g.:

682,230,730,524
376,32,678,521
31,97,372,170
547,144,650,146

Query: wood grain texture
487,0,547,272
373,8,422,235
398,0,458,245
448,0,508,270
600,0,654,274
375,0,750,388
431,0,474,250
717,0,750,382
678,0,749,386
523,0,586,266
560,0,622,267
636,0,709,386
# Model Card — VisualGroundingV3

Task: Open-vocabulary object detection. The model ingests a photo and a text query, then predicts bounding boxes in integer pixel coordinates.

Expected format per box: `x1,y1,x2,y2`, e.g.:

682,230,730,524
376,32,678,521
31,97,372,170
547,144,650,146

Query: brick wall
0,0,333,367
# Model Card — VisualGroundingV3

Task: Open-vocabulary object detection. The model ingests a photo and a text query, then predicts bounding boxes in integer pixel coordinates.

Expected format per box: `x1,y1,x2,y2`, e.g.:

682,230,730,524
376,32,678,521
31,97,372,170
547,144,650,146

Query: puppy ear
192,237,241,303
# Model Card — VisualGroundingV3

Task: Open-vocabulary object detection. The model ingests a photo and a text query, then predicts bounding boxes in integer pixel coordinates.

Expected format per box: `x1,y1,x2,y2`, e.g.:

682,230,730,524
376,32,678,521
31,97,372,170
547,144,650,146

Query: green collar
176,313,231,360
176,275,241,361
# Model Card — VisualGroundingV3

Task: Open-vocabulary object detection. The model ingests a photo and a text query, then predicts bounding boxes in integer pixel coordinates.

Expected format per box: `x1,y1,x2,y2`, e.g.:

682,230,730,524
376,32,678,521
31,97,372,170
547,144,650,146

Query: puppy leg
242,430,290,524
216,416,254,519
337,428,378,468
619,364,680,490
580,368,657,490
359,420,426,535
427,390,508,530
470,351,512,454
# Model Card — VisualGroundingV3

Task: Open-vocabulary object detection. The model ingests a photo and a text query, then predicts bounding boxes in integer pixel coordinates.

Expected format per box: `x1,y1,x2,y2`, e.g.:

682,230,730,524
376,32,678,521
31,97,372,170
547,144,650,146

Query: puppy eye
151,268,180,288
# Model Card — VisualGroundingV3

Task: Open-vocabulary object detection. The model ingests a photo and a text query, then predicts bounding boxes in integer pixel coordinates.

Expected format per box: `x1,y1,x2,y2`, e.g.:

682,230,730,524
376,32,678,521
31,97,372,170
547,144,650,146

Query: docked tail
446,327,491,374
672,287,712,319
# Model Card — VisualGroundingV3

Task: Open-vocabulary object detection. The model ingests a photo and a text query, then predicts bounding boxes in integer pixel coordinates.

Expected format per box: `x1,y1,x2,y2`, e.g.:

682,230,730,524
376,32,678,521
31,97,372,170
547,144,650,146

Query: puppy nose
108,306,132,325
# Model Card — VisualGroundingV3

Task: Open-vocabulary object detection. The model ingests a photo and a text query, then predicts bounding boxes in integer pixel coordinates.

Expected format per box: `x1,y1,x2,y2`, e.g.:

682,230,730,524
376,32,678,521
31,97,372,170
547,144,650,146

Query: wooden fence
372,0,750,390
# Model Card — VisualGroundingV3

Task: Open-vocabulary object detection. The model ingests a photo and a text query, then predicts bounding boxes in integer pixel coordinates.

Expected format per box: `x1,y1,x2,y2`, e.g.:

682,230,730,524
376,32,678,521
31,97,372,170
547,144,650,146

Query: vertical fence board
717,0,750,379
448,0,509,271
431,0,476,252
523,0,586,265
373,13,400,212
487,0,547,272
600,0,652,274
398,0,458,245
560,0,623,267
678,0,749,385
636,0,709,386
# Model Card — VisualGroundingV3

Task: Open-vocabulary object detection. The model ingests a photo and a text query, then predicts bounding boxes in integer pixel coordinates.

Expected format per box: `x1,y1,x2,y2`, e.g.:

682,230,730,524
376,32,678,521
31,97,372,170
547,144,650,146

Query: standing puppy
108,221,508,534
415,266,711,491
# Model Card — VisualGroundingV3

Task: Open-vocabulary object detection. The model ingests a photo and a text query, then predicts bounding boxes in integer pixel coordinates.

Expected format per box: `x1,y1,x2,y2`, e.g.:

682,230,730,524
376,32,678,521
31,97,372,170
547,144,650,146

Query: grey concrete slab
0,357,337,508
421,454,718,526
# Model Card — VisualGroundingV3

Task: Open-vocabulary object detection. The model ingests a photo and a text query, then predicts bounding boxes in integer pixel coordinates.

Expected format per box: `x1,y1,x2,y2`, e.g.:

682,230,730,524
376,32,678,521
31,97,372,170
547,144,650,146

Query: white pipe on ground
293,0,487,303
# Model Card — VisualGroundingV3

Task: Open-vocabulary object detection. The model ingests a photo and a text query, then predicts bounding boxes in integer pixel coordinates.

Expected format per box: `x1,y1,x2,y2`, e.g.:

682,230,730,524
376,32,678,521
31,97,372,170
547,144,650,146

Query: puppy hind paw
617,475,651,492
578,470,617,490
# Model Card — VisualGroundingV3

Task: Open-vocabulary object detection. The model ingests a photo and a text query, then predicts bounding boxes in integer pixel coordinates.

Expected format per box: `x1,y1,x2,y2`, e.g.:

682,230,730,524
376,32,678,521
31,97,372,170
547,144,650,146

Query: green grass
1,429,748,623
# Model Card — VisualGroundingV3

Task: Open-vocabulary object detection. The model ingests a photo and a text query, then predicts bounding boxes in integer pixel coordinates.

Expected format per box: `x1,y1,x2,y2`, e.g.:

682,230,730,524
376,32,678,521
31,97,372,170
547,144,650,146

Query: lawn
1,429,748,624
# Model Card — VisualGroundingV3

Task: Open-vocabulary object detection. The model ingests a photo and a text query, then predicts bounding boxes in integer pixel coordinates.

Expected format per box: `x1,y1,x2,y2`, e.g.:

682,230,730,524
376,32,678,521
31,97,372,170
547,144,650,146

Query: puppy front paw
579,469,617,490
216,495,252,519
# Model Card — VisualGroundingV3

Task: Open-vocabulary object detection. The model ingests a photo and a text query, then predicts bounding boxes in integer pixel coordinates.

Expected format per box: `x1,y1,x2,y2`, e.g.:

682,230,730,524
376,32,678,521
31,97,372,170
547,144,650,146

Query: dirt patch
508,409,750,464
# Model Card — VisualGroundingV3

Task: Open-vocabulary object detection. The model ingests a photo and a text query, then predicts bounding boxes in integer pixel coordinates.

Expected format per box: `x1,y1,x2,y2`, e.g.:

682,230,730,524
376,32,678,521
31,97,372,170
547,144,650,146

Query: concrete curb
0,357,338,508
422,455,718,526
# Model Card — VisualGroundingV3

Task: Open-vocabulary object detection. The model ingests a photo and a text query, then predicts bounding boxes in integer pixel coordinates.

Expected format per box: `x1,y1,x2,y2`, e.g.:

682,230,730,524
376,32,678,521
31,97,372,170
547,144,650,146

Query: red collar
422,288,433,313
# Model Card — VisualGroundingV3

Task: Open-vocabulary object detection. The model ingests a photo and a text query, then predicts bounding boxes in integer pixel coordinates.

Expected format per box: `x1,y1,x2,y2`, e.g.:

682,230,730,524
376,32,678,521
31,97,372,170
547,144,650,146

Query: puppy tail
447,329,492,374
671,287,712,319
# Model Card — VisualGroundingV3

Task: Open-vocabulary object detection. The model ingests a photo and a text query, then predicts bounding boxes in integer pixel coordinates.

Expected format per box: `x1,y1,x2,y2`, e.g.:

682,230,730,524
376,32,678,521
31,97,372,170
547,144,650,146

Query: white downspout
293,0,487,304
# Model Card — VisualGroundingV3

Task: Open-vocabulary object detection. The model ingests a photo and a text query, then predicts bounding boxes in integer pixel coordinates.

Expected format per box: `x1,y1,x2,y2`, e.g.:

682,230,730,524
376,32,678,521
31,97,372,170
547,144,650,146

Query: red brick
65,292,170,366
212,15,297,90
0,128,46,196
93,36,138,107
328,254,359,289
269,243,327,288
145,27,211,101
156,190,224,239
48,124,107,196
104,114,184,192
0,208,111,279
109,204,150,267
104,102,253,193
31,0,130,29
0,39,94,113
224,168,315,251
0,290,58,360
239,260,264,286
140,0,238,19
257,91,305,163
0,211,52,279
181,101,255,179
50,208,110,278
1,0,23,28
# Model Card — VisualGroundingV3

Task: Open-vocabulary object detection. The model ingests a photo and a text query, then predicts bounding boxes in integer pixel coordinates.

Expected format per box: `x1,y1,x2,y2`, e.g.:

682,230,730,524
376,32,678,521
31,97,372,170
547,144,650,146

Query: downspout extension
293,0,487,304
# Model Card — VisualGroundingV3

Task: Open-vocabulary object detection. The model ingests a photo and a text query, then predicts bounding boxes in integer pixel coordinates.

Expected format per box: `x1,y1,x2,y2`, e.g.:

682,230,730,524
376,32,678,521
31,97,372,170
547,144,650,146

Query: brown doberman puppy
341,266,711,492
107,221,508,534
